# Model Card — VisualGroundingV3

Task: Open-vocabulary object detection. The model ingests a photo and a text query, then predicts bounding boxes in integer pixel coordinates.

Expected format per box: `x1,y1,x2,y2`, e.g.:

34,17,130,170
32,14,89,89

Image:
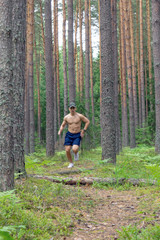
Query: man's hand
58,130,61,136
80,129,85,138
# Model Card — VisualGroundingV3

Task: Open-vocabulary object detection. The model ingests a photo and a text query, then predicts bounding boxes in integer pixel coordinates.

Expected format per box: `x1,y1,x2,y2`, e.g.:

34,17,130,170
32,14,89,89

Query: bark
136,0,141,127
123,0,136,148
63,0,68,117
79,0,84,100
85,0,90,118
45,0,55,156
89,0,95,126
129,0,138,128
98,0,102,107
146,0,153,112
152,0,160,153
53,0,57,142
67,0,75,102
12,0,26,175
120,0,129,147
56,1,61,128
39,0,45,58
111,0,120,154
28,0,35,153
29,174,156,186
100,0,116,163
74,4,79,94
24,3,30,154
0,0,14,190
139,0,145,125
34,32,41,142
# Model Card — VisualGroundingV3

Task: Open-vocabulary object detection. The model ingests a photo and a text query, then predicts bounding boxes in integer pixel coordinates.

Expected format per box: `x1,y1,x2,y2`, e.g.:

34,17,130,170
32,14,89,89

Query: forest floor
1,145,160,240
25,144,160,240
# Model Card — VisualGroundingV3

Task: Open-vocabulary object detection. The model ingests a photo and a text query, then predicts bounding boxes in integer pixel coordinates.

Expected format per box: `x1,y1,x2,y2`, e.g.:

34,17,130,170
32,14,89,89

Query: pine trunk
79,0,84,100
120,0,129,147
85,0,90,118
152,0,160,153
100,0,116,163
12,0,27,175
136,0,141,127
89,0,95,126
45,0,55,156
63,0,68,117
129,0,138,128
111,0,120,154
123,0,136,148
67,0,75,102
28,0,35,153
139,0,145,125
146,0,153,111
0,0,14,190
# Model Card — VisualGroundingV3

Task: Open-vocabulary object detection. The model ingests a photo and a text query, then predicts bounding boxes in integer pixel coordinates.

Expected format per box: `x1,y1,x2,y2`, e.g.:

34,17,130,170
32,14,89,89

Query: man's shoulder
64,114,70,120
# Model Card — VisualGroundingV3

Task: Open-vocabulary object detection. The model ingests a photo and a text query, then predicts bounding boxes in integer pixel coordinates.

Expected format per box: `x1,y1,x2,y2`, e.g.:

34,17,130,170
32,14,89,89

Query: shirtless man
58,102,90,168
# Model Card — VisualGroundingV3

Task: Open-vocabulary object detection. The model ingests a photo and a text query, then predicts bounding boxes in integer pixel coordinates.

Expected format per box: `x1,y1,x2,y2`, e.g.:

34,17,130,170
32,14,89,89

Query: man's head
69,102,76,114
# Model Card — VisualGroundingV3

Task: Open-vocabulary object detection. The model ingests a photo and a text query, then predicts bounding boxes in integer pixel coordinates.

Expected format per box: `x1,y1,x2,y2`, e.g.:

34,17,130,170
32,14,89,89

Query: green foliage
136,126,155,145
117,224,160,240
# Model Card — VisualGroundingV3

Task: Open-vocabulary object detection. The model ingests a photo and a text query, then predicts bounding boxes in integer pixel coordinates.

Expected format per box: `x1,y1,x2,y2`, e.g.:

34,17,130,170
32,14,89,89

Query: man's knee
65,146,71,153
72,145,79,153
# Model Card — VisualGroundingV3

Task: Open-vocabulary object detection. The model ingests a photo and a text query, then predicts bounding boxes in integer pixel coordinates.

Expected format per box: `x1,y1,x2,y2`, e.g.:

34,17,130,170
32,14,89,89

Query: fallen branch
28,174,157,186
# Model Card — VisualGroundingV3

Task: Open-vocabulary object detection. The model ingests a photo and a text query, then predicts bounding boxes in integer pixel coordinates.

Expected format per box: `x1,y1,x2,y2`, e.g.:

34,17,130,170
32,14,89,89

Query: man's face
69,106,76,114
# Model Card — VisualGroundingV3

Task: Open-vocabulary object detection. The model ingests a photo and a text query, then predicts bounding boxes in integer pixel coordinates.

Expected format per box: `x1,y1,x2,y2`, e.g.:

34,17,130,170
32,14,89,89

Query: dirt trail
65,188,143,240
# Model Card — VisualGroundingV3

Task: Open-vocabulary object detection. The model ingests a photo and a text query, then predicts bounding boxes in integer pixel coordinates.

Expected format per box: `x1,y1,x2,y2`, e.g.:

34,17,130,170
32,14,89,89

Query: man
58,102,90,168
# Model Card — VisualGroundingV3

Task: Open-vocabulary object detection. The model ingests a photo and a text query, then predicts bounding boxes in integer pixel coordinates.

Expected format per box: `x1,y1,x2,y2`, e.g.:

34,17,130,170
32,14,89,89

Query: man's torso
65,113,82,133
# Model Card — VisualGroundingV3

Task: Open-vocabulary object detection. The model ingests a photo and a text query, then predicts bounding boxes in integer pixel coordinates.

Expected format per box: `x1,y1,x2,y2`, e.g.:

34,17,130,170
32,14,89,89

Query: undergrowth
0,144,160,239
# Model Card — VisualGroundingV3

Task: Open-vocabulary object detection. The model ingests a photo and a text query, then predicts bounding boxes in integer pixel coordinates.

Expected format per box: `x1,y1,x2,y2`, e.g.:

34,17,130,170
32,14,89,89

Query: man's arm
80,114,90,137
58,118,67,135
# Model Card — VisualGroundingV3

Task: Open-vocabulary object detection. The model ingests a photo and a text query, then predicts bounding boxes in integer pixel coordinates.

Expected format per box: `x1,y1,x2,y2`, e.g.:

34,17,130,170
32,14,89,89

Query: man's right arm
58,118,67,135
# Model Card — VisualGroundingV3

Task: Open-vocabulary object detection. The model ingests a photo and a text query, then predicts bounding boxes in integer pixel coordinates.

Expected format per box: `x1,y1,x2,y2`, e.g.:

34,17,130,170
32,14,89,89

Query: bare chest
67,115,81,125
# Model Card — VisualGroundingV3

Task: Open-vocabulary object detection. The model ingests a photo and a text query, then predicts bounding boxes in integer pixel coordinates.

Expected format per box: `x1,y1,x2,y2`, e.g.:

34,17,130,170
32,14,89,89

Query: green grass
1,144,160,239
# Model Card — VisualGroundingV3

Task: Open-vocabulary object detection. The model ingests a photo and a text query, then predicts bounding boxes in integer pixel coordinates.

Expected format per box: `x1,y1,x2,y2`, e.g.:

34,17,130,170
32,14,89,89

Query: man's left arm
80,114,90,137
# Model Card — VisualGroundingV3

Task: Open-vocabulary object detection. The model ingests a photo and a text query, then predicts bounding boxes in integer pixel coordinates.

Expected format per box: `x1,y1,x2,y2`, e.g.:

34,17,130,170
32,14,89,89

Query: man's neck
70,112,76,116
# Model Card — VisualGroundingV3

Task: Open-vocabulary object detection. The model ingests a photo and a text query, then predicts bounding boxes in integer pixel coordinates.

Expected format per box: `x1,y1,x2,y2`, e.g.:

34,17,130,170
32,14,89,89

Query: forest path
64,187,145,240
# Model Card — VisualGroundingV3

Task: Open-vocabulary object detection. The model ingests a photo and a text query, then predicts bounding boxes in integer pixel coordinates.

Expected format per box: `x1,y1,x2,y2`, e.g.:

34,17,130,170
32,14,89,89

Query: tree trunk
25,2,30,155
67,0,75,102
152,0,160,153
63,0,68,117
100,0,116,163
85,0,90,118
111,0,120,154
45,0,55,156
0,0,14,191
98,0,102,107
120,0,129,147
53,0,57,142
129,0,138,128
136,0,141,127
139,0,145,125
146,0,153,112
28,0,35,153
79,0,84,100
39,0,45,58
34,32,41,142
123,0,136,148
12,0,27,176
56,0,61,128
74,4,79,94
89,0,95,126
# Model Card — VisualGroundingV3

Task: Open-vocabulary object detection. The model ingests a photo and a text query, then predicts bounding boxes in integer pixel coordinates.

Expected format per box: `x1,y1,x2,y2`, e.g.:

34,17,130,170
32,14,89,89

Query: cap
69,102,76,108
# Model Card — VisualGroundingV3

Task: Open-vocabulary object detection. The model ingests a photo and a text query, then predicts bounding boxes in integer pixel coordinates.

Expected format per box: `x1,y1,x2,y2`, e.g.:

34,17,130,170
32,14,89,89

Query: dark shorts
64,131,81,146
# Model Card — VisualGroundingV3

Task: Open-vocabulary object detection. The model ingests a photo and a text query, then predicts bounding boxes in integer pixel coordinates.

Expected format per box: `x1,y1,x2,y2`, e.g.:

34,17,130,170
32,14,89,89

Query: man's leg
65,145,72,163
72,145,79,161
72,145,79,154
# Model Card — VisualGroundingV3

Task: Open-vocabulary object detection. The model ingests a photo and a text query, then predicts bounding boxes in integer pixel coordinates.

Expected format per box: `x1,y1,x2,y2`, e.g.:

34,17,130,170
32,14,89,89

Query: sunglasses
70,107,75,109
